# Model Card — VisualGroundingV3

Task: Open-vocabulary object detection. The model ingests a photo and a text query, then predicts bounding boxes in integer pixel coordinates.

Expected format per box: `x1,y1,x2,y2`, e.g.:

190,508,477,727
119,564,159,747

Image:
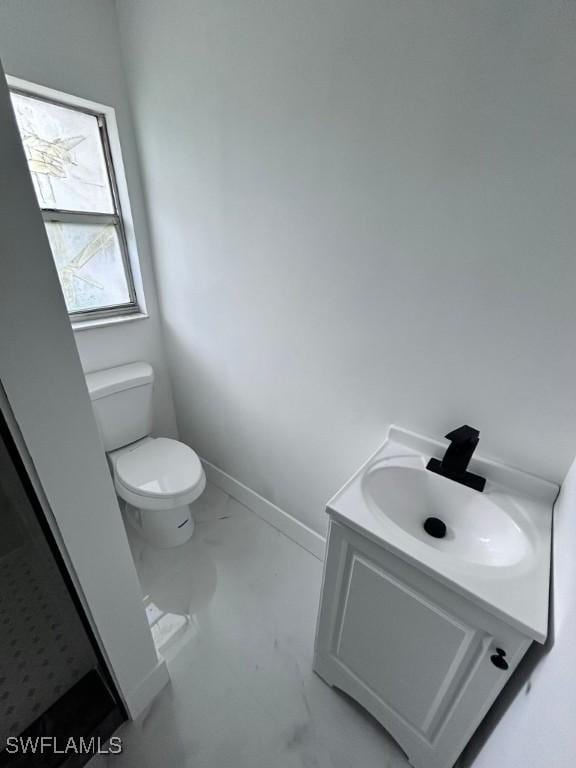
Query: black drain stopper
423,517,447,539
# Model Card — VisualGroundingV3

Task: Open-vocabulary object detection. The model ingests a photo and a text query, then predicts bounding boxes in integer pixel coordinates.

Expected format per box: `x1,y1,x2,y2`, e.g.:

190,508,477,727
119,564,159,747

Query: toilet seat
112,437,206,511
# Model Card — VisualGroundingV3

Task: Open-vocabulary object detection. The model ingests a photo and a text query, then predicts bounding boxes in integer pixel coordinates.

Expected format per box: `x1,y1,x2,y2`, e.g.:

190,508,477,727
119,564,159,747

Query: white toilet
85,362,206,548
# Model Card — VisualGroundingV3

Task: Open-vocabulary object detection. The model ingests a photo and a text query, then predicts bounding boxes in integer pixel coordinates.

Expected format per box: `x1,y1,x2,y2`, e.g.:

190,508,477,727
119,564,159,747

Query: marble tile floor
89,482,410,768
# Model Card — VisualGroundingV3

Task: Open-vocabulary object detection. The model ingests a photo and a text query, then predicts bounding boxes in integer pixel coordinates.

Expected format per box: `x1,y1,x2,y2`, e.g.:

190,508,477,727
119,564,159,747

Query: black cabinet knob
490,648,509,671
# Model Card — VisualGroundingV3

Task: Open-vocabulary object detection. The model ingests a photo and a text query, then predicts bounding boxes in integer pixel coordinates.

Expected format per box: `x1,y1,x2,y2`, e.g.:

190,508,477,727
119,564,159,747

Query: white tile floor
91,483,410,768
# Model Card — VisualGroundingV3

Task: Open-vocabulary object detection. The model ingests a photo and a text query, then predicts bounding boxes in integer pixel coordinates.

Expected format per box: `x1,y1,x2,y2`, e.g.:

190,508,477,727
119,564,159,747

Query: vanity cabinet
314,520,532,768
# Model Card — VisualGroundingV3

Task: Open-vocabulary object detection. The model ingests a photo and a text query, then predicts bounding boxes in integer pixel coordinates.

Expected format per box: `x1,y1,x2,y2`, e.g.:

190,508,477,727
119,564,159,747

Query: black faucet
426,425,486,492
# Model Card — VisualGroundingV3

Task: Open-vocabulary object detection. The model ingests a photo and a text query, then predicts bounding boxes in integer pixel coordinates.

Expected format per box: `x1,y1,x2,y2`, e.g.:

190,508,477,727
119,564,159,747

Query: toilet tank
85,362,154,451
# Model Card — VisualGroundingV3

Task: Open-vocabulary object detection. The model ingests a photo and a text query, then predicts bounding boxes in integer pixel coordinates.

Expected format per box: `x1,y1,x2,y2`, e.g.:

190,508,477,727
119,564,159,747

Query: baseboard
202,459,326,561
124,659,170,720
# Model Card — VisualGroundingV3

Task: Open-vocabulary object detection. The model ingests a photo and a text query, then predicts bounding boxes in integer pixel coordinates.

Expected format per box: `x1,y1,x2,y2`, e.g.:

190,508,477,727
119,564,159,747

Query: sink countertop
326,426,558,643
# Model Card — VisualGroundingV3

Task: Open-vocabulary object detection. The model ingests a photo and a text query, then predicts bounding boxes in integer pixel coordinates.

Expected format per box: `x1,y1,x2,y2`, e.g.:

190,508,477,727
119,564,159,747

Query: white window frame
6,76,147,329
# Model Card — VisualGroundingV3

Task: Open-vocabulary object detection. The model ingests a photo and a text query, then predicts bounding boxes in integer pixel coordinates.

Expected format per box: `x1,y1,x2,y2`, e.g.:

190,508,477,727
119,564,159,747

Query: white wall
0,0,178,439
0,60,167,716
116,0,576,534
467,459,576,768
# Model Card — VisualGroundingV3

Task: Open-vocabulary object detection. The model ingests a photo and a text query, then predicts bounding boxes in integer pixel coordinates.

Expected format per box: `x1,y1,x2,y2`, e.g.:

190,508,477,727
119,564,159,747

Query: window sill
72,311,149,332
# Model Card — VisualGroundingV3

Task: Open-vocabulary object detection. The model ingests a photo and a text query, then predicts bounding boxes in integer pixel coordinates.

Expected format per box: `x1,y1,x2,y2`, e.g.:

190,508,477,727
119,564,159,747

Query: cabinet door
314,521,530,768
335,550,483,736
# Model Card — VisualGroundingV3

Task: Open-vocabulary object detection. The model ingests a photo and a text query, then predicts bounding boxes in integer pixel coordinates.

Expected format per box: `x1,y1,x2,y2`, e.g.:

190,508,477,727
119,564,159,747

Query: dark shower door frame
0,387,127,767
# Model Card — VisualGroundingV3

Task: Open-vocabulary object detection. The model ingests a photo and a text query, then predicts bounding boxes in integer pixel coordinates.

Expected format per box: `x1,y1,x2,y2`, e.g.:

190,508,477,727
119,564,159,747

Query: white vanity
314,427,556,768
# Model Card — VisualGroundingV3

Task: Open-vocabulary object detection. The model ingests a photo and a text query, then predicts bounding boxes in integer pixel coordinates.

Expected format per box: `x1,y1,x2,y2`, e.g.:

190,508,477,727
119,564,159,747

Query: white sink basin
326,427,556,642
362,463,533,567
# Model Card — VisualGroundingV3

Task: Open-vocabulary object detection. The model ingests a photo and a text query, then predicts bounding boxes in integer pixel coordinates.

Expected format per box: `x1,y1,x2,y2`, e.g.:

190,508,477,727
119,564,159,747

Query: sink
362,461,533,567
318,427,556,768
317,430,556,768
326,426,556,643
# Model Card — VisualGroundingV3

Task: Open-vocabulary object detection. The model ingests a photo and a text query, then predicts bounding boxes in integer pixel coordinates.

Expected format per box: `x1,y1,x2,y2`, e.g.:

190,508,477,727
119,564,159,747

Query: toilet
85,362,206,548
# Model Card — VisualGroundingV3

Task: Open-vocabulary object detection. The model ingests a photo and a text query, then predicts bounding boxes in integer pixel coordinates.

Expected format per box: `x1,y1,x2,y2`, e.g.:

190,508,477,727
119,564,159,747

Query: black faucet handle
445,425,480,444
427,424,485,492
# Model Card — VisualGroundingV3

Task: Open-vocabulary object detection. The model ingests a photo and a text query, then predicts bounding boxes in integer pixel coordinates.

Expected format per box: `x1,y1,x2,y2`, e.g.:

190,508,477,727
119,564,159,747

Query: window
10,86,139,322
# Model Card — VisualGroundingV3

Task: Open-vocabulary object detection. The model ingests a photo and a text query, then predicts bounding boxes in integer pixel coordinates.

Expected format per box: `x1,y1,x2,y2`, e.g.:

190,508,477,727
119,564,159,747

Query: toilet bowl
85,362,206,548
110,436,206,548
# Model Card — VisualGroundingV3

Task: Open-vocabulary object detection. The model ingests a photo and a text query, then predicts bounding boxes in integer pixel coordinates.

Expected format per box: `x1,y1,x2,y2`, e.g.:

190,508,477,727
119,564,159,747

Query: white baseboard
202,459,326,561
124,659,170,720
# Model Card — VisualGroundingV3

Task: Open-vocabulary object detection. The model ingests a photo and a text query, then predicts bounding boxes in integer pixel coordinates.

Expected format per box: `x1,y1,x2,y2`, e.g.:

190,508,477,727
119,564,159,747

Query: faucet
426,425,486,492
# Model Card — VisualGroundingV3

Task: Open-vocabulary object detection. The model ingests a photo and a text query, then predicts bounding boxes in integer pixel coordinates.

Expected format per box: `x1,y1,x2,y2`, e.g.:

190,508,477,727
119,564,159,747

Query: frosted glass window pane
11,93,114,213
45,223,131,313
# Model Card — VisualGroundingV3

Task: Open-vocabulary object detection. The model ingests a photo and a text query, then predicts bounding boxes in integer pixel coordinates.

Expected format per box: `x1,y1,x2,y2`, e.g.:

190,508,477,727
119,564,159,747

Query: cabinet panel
336,553,478,734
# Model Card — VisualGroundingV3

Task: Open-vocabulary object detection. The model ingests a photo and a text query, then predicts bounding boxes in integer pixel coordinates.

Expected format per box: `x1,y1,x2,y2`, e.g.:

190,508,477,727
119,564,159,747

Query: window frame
7,78,144,325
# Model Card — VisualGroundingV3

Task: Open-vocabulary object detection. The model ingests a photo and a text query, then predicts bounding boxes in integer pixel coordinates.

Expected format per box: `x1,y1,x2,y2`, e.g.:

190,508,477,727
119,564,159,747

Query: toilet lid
115,438,204,499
